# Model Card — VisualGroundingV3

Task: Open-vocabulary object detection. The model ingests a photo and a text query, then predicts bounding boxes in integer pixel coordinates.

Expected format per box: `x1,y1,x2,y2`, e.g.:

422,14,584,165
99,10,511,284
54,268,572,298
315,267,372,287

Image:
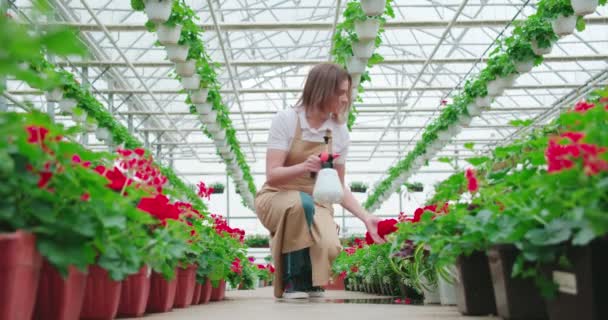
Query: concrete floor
126,287,499,320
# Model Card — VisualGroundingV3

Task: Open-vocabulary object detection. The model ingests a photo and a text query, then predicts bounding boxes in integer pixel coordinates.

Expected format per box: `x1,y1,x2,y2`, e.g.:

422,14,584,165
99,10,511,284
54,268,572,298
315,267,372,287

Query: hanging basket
458,114,473,127
354,18,381,40
156,24,182,45
448,124,462,137
95,127,111,142
531,39,552,56
165,44,189,62
551,14,577,37
346,56,367,75
213,130,226,141
181,74,200,90
360,0,386,16
474,96,492,109
571,0,599,16
437,129,451,142
144,0,173,23
175,60,196,77
195,102,213,114
514,59,535,73
190,88,209,104
201,110,217,124
59,98,77,114
352,40,376,59
486,79,505,97
207,122,221,134
45,88,63,102
351,73,362,89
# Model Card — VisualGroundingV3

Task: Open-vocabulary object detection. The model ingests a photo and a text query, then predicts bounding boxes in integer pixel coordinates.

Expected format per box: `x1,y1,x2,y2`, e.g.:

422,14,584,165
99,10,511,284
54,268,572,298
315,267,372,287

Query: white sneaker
282,291,309,299
307,290,325,298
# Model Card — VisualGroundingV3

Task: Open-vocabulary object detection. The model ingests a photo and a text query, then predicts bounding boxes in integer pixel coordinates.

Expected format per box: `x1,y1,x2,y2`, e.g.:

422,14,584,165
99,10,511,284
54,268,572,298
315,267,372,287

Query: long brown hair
296,63,352,124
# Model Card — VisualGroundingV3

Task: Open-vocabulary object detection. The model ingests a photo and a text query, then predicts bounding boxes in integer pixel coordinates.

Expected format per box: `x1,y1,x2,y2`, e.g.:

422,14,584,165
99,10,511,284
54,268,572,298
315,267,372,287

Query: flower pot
34,260,88,320
173,264,197,308
86,120,98,131
144,0,173,23
210,279,226,301
351,73,362,89
571,0,599,16
421,278,440,304
181,74,201,90
448,124,462,137
201,110,217,124
551,14,577,37
488,244,547,320
515,60,535,73
352,40,376,59
59,98,77,114
543,238,608,320
80,265,122,320
355,19,381,40
117,265,151,318
199,278,213,304
156,24,182,45
175,60,196,77
45,88,63,102
474,96,491,109
190,88,209,104
531,39,552,56
438,266,458,306
166,44,189,62
95,127,111,142
213,129,226,141
458,114,473,127
195,102,213,114
346,56,367,75
487,79,505,97
455,251,497,316
192,282,202,305
0,231,42,320
207,123,221,134
146,270,178,313
361,0,386,16
437,129,451,142
324,276,346,290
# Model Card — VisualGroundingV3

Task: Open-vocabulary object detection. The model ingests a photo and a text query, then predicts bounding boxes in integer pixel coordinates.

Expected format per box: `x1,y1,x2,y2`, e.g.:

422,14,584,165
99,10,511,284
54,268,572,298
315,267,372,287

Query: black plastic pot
488,245,547,320
544,239,608,320
455,251,497,316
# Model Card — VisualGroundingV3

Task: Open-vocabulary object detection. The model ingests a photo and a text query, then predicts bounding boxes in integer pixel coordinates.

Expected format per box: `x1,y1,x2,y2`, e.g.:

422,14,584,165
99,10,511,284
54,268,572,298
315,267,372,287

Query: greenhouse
1,0,607,319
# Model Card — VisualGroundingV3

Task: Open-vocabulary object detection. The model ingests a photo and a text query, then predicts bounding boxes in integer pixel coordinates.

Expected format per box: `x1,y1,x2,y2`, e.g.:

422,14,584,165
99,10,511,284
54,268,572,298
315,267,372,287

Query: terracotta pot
324,276,346,290
80,265,122,320
192,282,202,305
117,265,151,318
199,278,213,304
210,279,226,301
34,260,88,320
0,230,42,320
173,264,197,308
146,270,178,313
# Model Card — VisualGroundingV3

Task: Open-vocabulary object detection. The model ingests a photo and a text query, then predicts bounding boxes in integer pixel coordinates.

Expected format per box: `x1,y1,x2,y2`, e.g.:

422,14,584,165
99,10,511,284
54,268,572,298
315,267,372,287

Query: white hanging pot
352,40,376,59
156,24,182,45
144,0,173,23
206,122,221,134
95,127,111,142
223,154,235,162
458,114,473,127
468,103,482,117
351,74,362,89
45,88,63,102
219,146,232,155
59,98,77,114
233,171,243,180
175,60,196,77
361,0,386,16
355,19,381,40
514,59,534,73
499,74,518,89
571,0,598,16
195,102,213,114
213,130,226,141
214,138,228,148
86,120,98,131
531,39,552,56
438,266,459,306
190,88,209,104
486,79,505,97
437,130,451,142
71,111,87,123
201,110,217,124
347,56,367,75
165,44,189,62
448,124,462,137
313,168,344,204
551,14,577,37
474,96,492,109
181,74,200,90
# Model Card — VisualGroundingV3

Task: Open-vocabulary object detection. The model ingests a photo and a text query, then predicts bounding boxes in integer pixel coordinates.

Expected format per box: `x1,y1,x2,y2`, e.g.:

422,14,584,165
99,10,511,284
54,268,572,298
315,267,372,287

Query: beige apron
254,117,342,298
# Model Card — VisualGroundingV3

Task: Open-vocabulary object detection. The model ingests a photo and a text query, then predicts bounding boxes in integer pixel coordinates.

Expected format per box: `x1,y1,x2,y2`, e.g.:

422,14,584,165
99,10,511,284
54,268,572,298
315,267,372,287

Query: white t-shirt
267,106,350,164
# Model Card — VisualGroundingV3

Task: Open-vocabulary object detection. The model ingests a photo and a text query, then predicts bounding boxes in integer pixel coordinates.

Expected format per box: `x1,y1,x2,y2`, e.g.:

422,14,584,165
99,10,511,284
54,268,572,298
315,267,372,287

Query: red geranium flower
365,218,398,245
465,168,478,193
573,101,595,113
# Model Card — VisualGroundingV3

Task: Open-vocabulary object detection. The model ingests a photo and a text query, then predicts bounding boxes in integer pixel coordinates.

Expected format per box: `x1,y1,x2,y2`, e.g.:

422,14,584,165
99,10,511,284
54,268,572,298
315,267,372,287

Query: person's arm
265,150,322,187
335,163,385,244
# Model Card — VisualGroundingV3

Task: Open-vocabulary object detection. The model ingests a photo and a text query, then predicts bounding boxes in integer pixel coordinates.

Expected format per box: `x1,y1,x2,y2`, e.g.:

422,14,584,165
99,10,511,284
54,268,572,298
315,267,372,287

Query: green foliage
244,234,269,248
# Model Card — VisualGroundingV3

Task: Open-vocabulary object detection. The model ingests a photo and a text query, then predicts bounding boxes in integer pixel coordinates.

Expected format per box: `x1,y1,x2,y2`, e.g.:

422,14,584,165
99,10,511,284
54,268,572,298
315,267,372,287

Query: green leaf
438,157,452,164
509,119,534,127
572,227,595,246
466,156,490,166
576,16,586,32
41,28,87,56
464,142,475,150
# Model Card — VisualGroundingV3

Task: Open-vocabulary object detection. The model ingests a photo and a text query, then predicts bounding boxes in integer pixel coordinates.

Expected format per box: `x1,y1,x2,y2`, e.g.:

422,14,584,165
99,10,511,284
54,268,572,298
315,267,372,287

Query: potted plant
354,17,381,40
518,15,558,56
59,97,77,114
45,87,63,102
166,44,190,62
175,59,196,77
156,23,182,45
539,0,578,36
571,0,600,15
71,107,87,123
95,127,111,142
350,181,368,193
190,87,209,104
211,182,224,194
352,40,376,59
405,182,424,192
360,0,387,16
346,56,367,75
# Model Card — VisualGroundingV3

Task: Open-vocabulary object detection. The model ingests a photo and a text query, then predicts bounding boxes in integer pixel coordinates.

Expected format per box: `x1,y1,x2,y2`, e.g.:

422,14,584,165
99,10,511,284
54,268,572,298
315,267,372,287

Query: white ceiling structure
5,0,608,235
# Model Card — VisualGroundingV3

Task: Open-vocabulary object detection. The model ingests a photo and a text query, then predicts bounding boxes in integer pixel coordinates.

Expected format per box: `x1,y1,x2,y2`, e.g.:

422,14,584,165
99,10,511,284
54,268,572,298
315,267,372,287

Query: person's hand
364,215,385,244
301,154,322,173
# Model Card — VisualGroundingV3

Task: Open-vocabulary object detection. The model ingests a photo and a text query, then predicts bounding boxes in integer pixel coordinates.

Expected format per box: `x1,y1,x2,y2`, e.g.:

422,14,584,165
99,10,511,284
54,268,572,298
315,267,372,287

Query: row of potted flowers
0,110,258,320
332,0,396,129
336,91,607,319
130,0,257,209
363,0,606,212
